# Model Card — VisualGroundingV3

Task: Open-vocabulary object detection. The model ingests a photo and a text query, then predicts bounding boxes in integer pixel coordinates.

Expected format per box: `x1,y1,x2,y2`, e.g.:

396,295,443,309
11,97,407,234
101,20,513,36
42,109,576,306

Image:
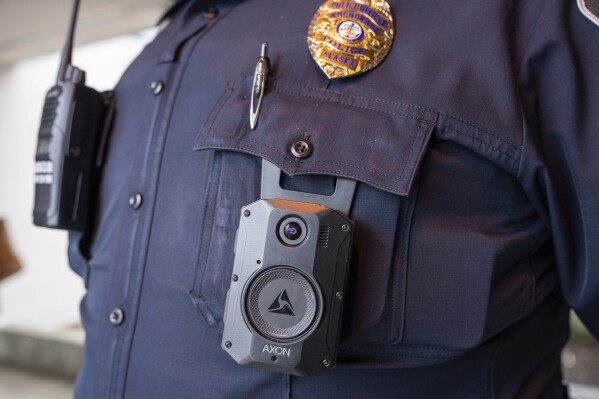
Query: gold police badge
308,0,394,79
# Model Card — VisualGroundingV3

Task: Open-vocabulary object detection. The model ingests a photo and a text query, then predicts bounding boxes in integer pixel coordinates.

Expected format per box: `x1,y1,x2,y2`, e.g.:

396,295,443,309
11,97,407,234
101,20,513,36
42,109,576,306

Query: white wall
0,29,156,332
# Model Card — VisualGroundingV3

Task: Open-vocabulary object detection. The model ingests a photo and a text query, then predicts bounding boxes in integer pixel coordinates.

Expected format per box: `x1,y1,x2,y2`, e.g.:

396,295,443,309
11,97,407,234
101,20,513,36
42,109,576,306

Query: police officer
67,0,599,397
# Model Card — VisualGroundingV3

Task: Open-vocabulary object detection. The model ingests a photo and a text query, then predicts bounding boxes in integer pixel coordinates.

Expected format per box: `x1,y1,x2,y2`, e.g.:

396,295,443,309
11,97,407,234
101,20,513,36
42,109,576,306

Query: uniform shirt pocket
195,76,437,196
190,76,436,347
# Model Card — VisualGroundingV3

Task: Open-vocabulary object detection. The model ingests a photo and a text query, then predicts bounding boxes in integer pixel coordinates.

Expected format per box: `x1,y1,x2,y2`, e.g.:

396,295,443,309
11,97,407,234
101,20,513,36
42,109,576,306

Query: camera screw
232,274,238,282
225,341,232,349
243,209,251,217
341,224,350,231
335,292,344,300
322,359,331,367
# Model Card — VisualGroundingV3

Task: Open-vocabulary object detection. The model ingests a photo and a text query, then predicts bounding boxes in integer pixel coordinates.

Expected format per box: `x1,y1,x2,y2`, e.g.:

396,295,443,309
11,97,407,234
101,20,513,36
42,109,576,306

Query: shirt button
150,80,164,95
129,192,143,210
291,139,313,159
204,7,218,19
109,308,125,326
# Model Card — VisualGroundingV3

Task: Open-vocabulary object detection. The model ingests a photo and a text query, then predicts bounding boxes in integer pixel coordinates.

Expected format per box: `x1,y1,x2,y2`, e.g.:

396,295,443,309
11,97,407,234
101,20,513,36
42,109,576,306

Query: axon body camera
221,160,356,376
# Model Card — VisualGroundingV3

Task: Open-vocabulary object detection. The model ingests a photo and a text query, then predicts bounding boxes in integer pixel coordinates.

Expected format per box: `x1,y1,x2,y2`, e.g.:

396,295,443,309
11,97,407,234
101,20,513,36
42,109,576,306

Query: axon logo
268,289,295,316
262,344,291,357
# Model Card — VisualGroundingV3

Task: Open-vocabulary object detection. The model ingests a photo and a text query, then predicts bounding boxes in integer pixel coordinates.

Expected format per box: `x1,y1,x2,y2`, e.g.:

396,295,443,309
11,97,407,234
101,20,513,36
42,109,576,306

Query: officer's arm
518,0,599,338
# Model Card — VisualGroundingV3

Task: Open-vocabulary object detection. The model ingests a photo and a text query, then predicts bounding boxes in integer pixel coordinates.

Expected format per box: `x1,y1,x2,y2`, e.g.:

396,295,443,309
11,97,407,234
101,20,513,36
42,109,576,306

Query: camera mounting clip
260,159,357,215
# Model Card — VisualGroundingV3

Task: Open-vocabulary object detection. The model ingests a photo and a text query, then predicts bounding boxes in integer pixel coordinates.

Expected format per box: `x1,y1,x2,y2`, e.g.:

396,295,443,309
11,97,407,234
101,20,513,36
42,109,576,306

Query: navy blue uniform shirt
68,0,599,397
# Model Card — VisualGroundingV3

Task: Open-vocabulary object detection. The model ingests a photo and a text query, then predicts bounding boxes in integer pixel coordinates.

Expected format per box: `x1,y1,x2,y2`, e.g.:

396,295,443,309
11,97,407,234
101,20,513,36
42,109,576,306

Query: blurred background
0,0,168,397
0,0,597,398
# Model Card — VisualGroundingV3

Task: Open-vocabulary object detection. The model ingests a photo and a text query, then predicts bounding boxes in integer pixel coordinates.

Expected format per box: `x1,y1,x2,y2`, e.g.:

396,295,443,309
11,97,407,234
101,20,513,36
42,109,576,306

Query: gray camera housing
221,198,353,376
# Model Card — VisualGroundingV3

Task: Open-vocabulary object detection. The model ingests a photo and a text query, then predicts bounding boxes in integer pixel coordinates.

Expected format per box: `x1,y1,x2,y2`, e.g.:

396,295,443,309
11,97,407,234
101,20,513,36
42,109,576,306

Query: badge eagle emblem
308,0,394,79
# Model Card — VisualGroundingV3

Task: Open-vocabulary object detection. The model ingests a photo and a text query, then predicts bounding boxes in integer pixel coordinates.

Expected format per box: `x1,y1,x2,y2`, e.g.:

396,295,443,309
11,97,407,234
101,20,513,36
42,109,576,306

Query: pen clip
250,43,270,130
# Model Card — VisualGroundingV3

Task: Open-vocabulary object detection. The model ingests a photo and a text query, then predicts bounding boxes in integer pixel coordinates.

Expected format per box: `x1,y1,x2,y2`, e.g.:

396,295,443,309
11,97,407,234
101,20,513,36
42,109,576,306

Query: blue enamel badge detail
336,21,365,43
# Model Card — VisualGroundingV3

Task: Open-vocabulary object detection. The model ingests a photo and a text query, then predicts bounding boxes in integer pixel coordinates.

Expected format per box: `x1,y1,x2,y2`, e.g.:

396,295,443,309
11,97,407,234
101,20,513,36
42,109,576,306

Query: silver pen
250,43,270,130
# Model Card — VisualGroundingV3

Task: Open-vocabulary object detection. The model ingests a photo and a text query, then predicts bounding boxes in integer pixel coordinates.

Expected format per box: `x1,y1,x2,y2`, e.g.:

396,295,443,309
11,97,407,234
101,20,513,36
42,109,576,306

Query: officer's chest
111,0,548,362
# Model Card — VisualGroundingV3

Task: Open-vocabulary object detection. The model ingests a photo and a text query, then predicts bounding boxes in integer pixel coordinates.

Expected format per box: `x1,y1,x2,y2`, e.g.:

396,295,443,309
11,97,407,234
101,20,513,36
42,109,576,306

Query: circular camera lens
284,222,302,241
278,216,307,246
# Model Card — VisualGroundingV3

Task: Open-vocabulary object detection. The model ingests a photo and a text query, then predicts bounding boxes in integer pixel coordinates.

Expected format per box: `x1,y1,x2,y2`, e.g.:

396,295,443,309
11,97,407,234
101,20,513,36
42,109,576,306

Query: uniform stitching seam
202,136,426,182
273,85,427,122
191,159,215,294
275,84,432,122
437,124,520,164
275,79,520,150
199,141,417,193
202,79,520,173
396,116,423,189
198,155,222,305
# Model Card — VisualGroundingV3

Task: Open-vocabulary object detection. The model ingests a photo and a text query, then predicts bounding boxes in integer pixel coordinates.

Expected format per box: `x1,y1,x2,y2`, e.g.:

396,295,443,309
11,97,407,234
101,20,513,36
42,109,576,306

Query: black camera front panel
222,198,353,376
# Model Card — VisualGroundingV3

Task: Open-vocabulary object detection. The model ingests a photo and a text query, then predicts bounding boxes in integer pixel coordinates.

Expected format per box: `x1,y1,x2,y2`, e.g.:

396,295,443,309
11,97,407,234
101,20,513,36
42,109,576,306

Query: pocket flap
193,77,437,196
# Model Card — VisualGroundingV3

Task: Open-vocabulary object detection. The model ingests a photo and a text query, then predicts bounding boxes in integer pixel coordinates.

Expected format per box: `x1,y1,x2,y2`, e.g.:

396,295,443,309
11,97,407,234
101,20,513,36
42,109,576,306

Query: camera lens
284,222,302,241
278,216,307,246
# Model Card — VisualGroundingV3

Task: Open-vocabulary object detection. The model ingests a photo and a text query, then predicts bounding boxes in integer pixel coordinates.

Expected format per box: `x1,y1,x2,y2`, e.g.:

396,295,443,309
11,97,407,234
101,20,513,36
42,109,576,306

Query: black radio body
33,67,106,230
32,0,108,231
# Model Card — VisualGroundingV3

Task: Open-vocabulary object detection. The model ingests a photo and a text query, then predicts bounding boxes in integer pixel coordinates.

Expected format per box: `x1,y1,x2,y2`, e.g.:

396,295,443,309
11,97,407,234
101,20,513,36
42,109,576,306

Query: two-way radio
33,0,109,231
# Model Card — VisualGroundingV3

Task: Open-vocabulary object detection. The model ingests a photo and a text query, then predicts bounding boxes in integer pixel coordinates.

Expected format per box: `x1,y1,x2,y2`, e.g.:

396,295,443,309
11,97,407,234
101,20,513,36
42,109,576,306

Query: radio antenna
56,0,81,82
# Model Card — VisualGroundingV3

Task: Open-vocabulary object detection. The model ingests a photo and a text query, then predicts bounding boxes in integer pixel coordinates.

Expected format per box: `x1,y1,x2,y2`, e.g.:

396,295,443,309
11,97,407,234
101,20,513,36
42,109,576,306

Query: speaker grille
317,225,330,248
245,267,319,342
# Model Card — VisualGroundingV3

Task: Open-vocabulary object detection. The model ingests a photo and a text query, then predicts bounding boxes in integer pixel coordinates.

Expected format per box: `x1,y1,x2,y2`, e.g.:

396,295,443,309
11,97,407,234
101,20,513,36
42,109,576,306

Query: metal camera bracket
221,159,356,376
260,159,356,216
